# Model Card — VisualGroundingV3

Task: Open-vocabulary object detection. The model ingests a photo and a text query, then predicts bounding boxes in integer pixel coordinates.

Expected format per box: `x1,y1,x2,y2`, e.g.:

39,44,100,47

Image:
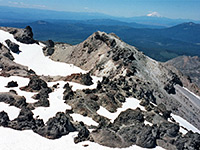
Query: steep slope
0,27,200,150
165,55,200,87
51,31,200,129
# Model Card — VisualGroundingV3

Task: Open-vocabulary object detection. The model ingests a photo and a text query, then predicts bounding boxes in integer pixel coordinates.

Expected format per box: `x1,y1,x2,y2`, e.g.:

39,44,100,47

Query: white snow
171,114,200,134
0,30,86,76
0,76,37,103
97,97,145,122
144,120,153,126
0,127,165,150
0,76,35,119
183,87,200,99
32,81,71,122
0,103,20,120
70,114,98,126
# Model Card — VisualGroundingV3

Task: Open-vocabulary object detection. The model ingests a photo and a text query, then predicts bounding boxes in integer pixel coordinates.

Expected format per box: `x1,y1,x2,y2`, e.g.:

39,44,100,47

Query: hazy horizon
0,0,199,20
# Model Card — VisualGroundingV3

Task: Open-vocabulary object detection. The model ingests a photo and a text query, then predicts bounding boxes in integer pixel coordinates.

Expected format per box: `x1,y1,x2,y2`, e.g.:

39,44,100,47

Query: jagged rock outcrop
5,81,18,88
51,31,200,131
5,39,21,54
0,43,35,77
0,92,27,109
35,112,76,139
20,75,50,92
42,40,55,56
0,111,10,127
0,26,36,44
74,122,90,144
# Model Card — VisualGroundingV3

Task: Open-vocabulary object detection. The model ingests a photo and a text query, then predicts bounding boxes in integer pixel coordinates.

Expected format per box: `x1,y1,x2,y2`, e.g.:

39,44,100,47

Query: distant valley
1,20,200,61
0,6,200,61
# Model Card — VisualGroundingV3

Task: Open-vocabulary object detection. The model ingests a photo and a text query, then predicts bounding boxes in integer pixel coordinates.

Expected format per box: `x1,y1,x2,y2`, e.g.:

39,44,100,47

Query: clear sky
0,0,200,20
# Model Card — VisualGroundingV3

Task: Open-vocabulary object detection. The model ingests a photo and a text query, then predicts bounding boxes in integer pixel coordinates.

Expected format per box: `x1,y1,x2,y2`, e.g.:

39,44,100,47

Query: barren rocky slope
165,55,200,88
0,26,200,150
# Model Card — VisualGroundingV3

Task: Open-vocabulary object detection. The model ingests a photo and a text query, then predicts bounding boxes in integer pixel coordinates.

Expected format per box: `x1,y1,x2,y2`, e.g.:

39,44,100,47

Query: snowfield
172,114,200,134
0,30,86,76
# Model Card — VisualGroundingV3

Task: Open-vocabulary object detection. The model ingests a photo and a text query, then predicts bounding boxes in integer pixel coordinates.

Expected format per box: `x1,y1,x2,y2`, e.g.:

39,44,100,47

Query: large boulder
36,112,76,139
74,122,90,144
20,76,49,92
5,81,18,88
5,39,21,54
12,26,36,44
9,108,35,130
0,92,27,109
113,108,144,126
0,111,10,127
136,125,157,148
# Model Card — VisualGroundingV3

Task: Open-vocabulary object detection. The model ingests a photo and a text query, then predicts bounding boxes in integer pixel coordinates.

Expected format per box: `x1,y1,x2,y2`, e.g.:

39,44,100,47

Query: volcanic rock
5,39,21,53
36,112,76,139
74,122,90,144
0,111,10,127
136,125,156,148
5,81,18,88
9,108,35,130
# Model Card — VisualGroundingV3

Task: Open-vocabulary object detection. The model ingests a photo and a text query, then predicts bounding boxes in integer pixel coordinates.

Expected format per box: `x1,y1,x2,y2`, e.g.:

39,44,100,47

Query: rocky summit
0,26,200,150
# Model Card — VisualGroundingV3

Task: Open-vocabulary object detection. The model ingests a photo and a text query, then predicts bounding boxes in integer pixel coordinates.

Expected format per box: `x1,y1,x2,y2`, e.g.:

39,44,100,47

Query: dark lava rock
175,131,200,150
63,83,74,100
74,122,90,144
113,108,144,126
6,81,18,88
0,92,27,109
20,76,49,92
42,40,55,56
33,87,52,100
159,122,180,137
5,39,21,53
13,26,36,44
9,108,35,130
46,40,54,47
0,111,10,127
102,76,110,84
164,82,176,94
136,125,156,148
117,124,144,145
36,112,76,139
157,103,171,119
33,97,50,107
81,73,93,86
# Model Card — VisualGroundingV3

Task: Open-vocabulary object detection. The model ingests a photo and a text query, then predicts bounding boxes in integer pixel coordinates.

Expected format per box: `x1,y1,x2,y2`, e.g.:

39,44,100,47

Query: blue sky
0,0,200,20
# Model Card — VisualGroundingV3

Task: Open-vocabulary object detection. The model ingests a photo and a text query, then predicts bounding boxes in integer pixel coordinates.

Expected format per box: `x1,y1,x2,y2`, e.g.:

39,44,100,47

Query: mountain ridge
0,26,200,150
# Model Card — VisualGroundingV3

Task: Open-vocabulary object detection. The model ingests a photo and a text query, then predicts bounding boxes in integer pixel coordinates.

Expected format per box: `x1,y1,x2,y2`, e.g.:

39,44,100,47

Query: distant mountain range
1,20,200,61
0,6,200,61
0,6,199,27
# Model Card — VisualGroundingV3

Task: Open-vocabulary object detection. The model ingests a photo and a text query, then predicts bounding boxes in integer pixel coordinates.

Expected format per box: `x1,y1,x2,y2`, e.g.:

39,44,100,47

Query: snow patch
183,87,200,99
70,114,98,126
171,114,200,134
0,103,20,120
0,30,86,76
32,81,71,122
0,76,36,103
